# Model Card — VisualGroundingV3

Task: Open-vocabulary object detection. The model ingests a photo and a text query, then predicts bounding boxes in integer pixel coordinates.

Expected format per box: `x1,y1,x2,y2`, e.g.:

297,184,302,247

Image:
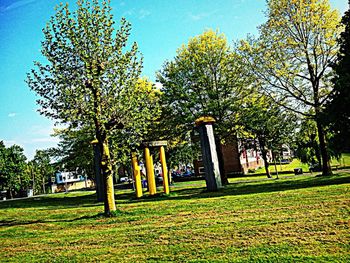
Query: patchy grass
254,159,309,174
254,154,350,175
331,153,350,168
0,172,349,262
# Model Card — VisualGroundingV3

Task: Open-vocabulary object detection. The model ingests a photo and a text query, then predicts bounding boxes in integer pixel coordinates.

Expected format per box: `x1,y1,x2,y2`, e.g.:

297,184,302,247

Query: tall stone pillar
159,146,170,195
195,117,222,191
144,147,157,195
131,152,143,198
91,139,105,202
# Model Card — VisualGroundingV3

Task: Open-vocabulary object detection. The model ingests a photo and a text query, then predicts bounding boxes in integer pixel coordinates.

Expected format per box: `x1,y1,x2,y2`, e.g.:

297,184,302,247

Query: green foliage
157,30,250,141
50,127,95,179
166,139,199,169
238,94,297,176
108,78,162,166
325,2,350,152
239,0,342,175
239,95,296,151
26,0,160,212
33,149,55,195
0,141,28,198
295,118,321,164
27,0,143,131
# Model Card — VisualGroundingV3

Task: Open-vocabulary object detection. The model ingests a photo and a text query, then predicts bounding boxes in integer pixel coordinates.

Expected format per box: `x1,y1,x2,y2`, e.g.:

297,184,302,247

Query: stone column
195,117,222,191
144,147,157,195
131,152,143,198
91,139,105,202
159,146,170,195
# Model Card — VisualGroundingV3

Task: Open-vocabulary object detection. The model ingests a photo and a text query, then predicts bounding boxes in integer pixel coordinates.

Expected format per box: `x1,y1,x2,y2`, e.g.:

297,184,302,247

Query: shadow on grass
1,173,349,210
0,214,103,227
0,192,101,210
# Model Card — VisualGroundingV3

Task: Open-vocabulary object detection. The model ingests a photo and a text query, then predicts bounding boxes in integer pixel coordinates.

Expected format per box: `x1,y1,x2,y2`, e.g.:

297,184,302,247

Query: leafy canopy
158,29,250,141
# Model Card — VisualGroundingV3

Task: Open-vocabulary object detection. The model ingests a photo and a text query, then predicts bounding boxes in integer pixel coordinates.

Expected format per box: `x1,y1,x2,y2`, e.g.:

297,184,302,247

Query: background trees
158,30,248,138
325,1,350,154
157,30,250,183
238,94,297,177
32,150,55,195
50,127,95,180
240,0,342,176
0,142,29,198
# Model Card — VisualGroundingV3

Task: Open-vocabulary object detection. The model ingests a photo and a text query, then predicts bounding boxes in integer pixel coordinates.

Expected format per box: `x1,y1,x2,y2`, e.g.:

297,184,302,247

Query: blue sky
0,0,347,160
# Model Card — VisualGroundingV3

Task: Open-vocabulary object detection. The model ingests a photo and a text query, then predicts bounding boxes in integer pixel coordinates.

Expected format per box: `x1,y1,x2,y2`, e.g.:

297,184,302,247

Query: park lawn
0,172,349,262
253,153,350,175
254,159,309,174
331,153,350,167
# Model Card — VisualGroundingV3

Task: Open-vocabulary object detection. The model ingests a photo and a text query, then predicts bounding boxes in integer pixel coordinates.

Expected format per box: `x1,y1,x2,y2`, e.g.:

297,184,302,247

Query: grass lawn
0,172,349,262
254,159,309,174
253,153,350,175
331,153,350,168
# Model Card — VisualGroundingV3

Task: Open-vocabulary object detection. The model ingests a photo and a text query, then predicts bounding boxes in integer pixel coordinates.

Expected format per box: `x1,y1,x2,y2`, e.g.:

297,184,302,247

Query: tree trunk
99,140,116,215
42,176,46,194
315,118,332,176
272,151,279,179
92,143,105,202
91,81,116,215
31,166,35,196
259,138,271,178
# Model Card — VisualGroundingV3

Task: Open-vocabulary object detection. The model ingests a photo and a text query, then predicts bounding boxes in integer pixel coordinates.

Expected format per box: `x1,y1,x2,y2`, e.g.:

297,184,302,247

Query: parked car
156,175,163,185
280,159,291,164
119,177,132,183
182,170,194,177
171,171,182,179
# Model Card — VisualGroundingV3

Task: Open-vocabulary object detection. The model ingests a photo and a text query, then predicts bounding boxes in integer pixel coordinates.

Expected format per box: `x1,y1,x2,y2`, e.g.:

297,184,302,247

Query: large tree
240,0,342,176
325,1,350,153
27,0,155,215
157,30,250,184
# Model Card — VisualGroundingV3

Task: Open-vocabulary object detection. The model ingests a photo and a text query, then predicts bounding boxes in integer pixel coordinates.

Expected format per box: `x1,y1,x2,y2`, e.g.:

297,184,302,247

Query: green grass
1,172,349,262
253,153,350,175
254,159,309,174
331,153,350,167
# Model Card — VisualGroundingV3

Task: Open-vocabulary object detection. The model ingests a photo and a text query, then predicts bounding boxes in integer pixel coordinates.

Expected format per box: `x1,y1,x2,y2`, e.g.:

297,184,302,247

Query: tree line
0,142,54,199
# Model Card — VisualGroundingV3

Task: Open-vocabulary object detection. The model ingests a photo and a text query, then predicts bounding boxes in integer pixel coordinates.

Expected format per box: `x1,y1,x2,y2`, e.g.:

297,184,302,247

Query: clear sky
0,0,347,160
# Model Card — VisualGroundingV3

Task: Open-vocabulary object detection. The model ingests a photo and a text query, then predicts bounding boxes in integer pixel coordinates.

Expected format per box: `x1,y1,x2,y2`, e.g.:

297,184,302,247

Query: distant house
240,147,264,173
51,171,93,192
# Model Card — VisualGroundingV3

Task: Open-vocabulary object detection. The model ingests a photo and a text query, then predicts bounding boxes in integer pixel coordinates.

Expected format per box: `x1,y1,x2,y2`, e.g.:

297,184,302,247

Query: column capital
195,116,216,126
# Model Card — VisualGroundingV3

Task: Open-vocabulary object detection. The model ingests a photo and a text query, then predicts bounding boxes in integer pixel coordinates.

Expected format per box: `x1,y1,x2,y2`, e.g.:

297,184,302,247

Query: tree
238,94,297,177
294,117,322,165
240,0,342,176
50,127,95,180
27,0,156,215
157,30,250,184
0,142,28,198
33,150,55,195
325,1,350,153
0,141,7,190
108,78,162,167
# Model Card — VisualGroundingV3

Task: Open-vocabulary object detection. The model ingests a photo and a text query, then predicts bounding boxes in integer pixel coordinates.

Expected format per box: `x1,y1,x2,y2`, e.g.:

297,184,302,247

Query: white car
119,177,130,183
